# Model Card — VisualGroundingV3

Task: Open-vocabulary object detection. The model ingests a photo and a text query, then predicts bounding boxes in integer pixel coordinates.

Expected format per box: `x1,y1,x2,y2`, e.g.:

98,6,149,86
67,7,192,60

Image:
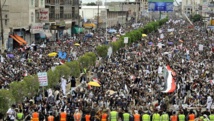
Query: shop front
30,23,46,44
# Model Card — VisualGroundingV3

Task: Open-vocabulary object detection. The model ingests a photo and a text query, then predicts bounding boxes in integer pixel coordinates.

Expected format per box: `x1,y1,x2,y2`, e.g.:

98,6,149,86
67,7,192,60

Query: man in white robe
61,76,67,95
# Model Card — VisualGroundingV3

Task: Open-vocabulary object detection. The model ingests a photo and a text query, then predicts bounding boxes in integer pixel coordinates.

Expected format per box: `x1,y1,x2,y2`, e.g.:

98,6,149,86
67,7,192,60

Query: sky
82,0,182,3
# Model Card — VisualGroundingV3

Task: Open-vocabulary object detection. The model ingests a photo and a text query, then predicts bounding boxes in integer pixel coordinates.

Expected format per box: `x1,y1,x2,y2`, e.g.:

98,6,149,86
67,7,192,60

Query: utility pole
0,0,4,52
97,0,100,29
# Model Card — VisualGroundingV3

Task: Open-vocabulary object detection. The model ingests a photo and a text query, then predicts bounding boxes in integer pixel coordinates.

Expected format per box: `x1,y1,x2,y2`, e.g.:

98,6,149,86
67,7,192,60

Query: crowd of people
3,14,214,121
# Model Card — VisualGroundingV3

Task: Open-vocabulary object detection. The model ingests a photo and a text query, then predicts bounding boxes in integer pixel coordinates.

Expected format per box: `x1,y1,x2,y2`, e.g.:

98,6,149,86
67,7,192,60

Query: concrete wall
80,6,107,19
8,0,30,28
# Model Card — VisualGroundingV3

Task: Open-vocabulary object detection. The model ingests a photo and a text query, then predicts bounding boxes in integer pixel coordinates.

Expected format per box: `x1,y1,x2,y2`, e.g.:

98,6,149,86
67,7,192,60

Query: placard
38,72,48,86
199,44,203,51
124,37,128,44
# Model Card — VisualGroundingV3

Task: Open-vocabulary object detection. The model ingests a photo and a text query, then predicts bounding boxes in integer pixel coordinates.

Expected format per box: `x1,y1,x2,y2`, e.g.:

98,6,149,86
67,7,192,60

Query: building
0,0,9,51
181,0,204,16
80,6,106,20
3,0,46,51
45,0,80,39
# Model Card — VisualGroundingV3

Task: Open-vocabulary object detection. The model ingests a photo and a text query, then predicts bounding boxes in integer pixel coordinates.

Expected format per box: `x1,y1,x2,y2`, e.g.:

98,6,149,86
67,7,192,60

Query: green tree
65,61,81,77
84,52,97,66
47,70,60,88
23,75,40,97
0,89,14,115
10,81,28,103
96,45,109,58
78,55,92,69
55,65,71,79
86,2,96,6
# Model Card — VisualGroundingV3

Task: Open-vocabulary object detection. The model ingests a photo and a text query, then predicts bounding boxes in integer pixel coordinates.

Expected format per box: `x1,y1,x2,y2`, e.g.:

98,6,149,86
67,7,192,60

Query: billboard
148,0,173,11
39,8,49,22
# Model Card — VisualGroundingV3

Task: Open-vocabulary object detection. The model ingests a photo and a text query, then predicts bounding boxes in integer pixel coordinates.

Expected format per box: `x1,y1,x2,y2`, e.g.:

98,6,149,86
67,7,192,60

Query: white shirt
7,108,15,120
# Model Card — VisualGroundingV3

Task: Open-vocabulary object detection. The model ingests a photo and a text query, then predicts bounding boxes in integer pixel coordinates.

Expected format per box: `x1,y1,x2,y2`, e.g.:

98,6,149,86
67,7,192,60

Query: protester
2,15,214,121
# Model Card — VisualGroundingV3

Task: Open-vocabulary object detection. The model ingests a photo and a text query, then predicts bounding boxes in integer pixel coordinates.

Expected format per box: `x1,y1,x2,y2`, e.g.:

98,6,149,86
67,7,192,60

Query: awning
14,34,27,45
45,32,52,38
9,35,23,45
40,32,46,39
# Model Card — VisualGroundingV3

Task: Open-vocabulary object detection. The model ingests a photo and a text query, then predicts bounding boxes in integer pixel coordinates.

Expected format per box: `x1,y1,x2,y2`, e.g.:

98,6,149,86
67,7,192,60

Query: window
31,12,34,22
31,0,34,6
5,20,7,25
41,0,44,6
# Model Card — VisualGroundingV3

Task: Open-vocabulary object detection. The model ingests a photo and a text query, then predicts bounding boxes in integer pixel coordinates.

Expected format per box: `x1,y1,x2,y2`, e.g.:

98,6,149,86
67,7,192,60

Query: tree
191,14,202,22
78,55,92,69
86,2,96,6
9,81,28,103
47,70,60,88
65,61,81,78
23,75,40,97
0,89,14,116
55,65,71,79
96,45,109,58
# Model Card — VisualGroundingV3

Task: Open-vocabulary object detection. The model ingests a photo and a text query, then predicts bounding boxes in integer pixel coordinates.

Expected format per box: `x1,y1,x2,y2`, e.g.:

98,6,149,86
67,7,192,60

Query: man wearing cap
142,111,150,121
123,110,130,121
74,109,82,121
110,108,119,121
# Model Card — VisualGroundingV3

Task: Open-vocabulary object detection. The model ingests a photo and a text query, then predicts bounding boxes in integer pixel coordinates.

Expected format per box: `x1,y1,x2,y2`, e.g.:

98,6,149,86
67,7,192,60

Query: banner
39,8,49,22
148,2,173,11
38,72,48,86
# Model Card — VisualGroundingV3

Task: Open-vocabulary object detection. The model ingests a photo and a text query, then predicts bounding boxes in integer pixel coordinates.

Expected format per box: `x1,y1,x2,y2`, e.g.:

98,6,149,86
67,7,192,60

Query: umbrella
106,90,117,95
148,42,153,45
48,52,57,57
7,54,14,58
74,43,80,46
88,81,101,87
168,42,174,45
142,34,147,37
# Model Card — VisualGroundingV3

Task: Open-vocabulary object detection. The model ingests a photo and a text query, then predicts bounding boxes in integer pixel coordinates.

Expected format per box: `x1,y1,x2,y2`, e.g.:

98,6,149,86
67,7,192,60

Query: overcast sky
82,0,182,4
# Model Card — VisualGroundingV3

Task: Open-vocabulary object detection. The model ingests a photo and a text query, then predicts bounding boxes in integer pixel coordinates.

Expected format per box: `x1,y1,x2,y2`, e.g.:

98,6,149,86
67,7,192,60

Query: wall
80,6,106,19
9,0,29,28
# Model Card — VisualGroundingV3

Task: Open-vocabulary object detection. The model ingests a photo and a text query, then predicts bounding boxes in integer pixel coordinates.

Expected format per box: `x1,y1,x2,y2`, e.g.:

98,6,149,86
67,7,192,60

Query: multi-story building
0,0,9,51
45,0,80,39
4,0,46,50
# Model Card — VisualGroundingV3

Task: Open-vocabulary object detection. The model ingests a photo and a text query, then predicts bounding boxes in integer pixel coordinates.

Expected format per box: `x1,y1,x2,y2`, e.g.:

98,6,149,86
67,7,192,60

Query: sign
211,19,214,26
39,8,49,22
37,72,48,86
199,44,203,51
148,2,173,11
30,23,43,34
124,37,128,43
202,2,209,13
56,21,66,27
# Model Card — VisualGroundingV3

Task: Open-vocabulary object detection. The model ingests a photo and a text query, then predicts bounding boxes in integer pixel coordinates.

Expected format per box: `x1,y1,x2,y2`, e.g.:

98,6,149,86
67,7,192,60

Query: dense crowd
3,15,214,121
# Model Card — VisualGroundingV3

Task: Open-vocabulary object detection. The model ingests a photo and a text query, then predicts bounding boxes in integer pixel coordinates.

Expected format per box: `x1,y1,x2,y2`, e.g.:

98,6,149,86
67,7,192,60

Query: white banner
38,72,48,86
167,28,174,32
30,23,43,34
124,37,128,44
39,8,49,22
199,44,203,51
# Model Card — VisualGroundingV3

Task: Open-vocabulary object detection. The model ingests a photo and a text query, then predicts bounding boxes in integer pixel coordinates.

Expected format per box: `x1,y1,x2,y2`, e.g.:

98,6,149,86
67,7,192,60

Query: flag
93,78,101,84
162,65,176,93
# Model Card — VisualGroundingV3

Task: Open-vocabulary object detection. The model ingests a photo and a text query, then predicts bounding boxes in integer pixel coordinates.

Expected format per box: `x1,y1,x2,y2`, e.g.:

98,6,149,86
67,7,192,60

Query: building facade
0,0,9,51
0,0,81,51
45,0,80,39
